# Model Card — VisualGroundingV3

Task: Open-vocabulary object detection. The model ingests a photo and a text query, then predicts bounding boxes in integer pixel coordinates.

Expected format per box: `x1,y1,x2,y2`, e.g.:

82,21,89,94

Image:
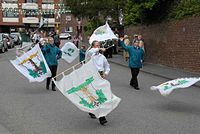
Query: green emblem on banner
162,79,189,91
66,77,107,108
94,28,106,35
64,48,75,56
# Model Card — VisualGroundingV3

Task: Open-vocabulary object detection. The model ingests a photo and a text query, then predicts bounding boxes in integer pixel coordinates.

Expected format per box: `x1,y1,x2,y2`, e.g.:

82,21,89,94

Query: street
0,45,200,134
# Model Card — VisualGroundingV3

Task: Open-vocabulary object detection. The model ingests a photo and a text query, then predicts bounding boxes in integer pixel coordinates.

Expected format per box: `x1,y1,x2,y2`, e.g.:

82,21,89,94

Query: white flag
151,77,200,96
61,42,79,63
53,59,121,118
39,16,44,28
89,22,118,44
11,44,51,82
16,42,33,56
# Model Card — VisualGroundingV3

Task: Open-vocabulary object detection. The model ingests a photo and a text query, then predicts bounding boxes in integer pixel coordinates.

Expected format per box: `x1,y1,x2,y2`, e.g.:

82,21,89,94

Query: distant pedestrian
123,35,130,61
132,34,138,44
32,31,41,44
138,34,145,53
42,37,62,91
73,36,79,48
123,38,130,61
119,38,144,90
79,45,86,63
53,32,61,48
103,39,113,58
138,34,145,62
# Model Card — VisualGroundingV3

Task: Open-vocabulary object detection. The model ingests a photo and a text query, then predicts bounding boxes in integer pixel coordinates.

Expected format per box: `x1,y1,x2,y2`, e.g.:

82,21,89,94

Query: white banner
89,22,118,44
11,44,51,82
61,42,79,63
151,77,200,96
16,42,33,56
53,59,121,118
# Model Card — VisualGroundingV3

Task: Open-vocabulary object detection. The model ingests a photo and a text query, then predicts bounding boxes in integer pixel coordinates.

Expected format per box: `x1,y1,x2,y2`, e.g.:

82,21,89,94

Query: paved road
0,44,200,134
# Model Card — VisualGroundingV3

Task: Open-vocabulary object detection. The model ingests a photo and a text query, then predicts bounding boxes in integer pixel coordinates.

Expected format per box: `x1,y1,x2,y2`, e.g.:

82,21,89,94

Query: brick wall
125,16,200,73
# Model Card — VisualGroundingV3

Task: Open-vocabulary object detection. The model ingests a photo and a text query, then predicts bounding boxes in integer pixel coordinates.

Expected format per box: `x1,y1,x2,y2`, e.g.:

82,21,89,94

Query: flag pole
52,58,90,79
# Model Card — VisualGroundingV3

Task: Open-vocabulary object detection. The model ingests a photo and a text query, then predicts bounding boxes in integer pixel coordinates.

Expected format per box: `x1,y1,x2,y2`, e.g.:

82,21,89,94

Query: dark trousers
55,42,60,48
47,65,57,89
130,68,140,88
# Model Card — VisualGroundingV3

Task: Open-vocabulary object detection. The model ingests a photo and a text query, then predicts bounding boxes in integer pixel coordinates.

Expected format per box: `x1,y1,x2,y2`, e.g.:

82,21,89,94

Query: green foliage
83,19,103,36
124,0,158,25
169,0,200,19
124,0,200,25
65,0,126,35
66,0,200,26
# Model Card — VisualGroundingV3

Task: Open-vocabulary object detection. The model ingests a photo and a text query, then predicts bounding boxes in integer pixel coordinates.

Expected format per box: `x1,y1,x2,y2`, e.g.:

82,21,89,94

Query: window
66,16,71,21
42,0,54,4
25,0,38,2
65,26,73,33
2,0,17,3
43,14,54,18
24,9,38,17
3,10,19,18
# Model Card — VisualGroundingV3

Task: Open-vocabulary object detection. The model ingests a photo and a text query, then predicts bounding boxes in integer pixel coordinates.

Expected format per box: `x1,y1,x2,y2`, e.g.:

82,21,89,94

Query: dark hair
134,39,139,43
91,40,98,46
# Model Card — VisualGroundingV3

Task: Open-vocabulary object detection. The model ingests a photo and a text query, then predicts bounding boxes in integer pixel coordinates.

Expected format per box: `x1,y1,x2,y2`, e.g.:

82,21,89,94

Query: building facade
0,0,85,38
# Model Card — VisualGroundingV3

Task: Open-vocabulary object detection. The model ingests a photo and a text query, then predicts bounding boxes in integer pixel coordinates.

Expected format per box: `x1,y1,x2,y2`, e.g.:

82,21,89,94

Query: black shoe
46,86,49,90
134,87,140,90
52,88,56,91
99,117,108,125
89,113,96,119
130,83,134,87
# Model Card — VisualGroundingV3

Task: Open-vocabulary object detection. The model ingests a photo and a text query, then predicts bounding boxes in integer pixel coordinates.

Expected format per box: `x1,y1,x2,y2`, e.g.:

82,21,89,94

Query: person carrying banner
42,37,62,91
86,40,110,125
119,38,144,90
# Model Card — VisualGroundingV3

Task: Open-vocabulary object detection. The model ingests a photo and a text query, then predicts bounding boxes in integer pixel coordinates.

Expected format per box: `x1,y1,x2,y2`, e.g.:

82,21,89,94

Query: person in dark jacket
42,37,62,91
53,33,60,48
119,38,144,90
79,45,86,63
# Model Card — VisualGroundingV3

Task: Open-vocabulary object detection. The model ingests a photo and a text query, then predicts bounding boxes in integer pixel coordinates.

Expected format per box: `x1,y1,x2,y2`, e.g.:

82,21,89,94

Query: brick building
125,16,200,73
0,0,85,38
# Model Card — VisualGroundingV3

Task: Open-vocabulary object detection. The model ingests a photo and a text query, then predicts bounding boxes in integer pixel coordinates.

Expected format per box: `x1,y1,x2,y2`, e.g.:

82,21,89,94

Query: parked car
59,33,72,40
0,33,8,53
10,32,22,46
3,33,14,48
10,33,22,45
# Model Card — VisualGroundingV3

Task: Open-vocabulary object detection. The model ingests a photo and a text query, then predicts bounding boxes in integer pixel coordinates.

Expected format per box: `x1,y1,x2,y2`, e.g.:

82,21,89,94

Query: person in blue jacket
42,37,62,91
119,38,144,90
79,45,86,63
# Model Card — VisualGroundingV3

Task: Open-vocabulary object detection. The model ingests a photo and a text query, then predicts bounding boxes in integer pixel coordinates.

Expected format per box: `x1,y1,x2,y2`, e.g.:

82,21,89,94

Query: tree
124,0,159,25
65,0,126,35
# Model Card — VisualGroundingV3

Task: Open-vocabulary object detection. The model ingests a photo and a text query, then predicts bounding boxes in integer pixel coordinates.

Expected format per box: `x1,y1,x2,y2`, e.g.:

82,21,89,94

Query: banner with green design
89,22,118,44
151,77,200,96
10,44,51,82
61,42,79,63
54,59,121,118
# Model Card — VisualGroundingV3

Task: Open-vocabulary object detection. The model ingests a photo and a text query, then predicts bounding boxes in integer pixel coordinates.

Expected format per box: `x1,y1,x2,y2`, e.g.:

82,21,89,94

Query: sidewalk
108,54,200,87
